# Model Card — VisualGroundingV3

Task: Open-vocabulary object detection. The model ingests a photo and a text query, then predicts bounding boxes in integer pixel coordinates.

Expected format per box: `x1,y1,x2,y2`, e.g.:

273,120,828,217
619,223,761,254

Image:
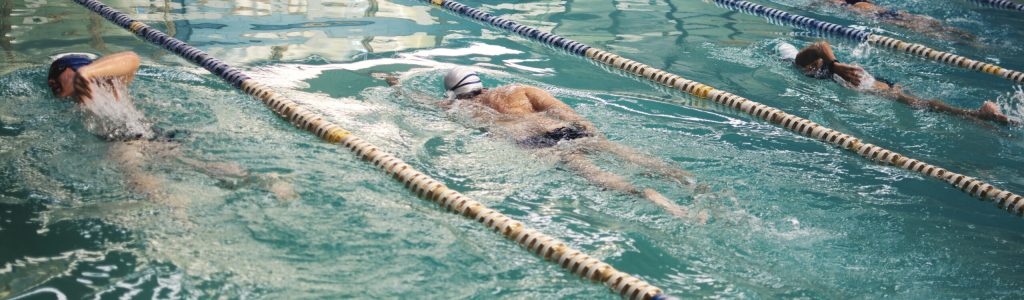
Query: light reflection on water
1,0,1024,299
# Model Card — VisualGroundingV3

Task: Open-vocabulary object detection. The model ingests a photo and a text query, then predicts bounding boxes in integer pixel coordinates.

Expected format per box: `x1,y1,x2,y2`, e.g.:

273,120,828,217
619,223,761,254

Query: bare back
476,84,569,115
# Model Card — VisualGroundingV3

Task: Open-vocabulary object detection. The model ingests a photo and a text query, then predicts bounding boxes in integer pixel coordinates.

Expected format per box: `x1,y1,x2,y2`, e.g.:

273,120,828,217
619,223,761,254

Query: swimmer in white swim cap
443,67,485,99
374,68,709,223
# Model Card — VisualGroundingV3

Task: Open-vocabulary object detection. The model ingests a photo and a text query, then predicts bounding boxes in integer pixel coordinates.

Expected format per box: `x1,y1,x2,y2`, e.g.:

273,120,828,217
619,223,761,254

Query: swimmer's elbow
121,52,141,70
80,52,141,80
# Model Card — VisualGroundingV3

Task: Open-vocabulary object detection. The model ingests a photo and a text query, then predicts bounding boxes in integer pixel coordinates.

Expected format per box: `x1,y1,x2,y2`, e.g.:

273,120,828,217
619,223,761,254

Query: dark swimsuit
518,125,592,149
102,127,189,142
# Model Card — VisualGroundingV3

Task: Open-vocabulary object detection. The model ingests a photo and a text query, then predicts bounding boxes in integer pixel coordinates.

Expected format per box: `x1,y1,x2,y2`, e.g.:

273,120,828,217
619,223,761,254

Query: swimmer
47,52,139,103
778,41,1013,125
46,52,297,220
379,69,705,222
820,0,975,42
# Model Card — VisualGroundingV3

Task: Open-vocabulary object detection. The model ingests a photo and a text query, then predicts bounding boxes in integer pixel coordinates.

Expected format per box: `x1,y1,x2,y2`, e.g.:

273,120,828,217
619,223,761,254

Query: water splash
78,79,153,141
832,66,877,92
999,85,1024,124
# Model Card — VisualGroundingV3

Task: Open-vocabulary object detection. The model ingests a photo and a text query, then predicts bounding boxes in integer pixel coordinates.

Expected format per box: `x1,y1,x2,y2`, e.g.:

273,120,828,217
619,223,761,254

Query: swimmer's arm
833,63,866,87
73,52,140,102
524,87,595,129
76,52,141,83
374,72,455,109
794,41,838,69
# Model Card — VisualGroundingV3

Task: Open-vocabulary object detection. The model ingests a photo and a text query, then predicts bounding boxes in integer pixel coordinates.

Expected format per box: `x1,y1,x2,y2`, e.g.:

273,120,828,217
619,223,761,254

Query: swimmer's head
444,68,484,99
47,54,94,97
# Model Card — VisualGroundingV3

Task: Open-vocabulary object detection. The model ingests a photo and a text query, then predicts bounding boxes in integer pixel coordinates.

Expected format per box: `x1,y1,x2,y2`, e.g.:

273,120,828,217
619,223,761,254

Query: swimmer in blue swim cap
380,68,708,222
43,51,299,211
779,41,1012,125
47,51,140,103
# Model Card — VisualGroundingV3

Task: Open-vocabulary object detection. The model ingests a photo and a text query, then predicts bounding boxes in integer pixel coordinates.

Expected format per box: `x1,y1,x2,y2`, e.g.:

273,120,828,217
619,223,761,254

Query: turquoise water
2,0,1024,298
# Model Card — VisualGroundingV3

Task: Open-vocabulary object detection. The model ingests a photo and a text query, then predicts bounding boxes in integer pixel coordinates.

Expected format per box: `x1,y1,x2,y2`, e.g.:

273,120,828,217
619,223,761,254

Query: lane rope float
711,0,1024,84
419,0,1024,216
70,1,672,299
969,0,1024,11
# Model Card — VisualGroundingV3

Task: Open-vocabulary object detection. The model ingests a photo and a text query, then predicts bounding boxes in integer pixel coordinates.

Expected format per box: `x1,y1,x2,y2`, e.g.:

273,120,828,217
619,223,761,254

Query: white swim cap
444,68,484,98
776,42,799,61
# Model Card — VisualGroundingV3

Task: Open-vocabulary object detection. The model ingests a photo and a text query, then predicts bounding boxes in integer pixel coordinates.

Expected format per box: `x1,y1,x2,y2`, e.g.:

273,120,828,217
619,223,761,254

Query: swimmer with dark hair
822,0,975,42
45,52,297,222
47,51,139,103
779,41,1012,125
379,69,706,222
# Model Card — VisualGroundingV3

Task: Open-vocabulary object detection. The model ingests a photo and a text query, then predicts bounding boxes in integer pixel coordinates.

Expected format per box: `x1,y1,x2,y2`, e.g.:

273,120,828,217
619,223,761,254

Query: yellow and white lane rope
424,0,1024,216
73,0,671,299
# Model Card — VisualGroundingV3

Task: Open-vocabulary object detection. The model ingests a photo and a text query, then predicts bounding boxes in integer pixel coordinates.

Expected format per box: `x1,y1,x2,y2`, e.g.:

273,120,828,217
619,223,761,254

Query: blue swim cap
48,54,94,82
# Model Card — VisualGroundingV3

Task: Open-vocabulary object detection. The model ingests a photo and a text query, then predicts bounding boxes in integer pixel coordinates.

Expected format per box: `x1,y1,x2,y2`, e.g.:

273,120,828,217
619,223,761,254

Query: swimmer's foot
977,101,1011,125
642,188,706,224
261,173,299,202
693,183,712,195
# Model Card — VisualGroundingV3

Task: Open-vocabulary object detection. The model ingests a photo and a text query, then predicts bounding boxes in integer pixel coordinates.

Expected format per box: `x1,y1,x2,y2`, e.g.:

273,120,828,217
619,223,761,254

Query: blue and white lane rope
970,0,1024,11
711,0,1024,84
421,0,1024,216
70,1,672,299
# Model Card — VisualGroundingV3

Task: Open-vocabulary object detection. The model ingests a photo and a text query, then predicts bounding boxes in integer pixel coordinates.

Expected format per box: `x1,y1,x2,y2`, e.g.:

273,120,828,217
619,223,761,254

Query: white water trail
78,80,153,141
833,67,877,91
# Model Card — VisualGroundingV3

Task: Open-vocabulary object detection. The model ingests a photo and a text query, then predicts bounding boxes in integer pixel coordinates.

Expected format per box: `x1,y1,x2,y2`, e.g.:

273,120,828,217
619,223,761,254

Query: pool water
2,0,1024,298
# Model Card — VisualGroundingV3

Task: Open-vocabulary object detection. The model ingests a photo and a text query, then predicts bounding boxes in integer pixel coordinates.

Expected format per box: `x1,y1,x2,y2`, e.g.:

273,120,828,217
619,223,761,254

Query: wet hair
47,54,94,95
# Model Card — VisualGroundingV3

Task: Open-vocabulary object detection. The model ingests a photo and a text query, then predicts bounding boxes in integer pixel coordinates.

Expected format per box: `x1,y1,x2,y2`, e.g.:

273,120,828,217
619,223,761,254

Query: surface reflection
0,0,441,71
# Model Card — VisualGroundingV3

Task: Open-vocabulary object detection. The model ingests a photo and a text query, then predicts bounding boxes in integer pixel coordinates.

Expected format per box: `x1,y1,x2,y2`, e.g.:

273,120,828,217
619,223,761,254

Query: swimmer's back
479,85,567,115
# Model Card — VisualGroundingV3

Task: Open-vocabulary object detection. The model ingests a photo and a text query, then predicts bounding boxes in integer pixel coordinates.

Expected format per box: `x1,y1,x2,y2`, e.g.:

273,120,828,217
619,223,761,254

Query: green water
2,0,1024,298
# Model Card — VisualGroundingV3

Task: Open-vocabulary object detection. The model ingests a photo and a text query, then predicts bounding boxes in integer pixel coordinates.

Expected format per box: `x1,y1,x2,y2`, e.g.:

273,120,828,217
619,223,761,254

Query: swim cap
444,68,484,98
776,42,799,62
48,54,94,83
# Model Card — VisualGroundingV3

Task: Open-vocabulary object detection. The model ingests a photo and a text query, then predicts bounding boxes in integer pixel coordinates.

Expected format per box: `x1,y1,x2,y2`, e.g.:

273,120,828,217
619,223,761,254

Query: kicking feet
977,101,1012,125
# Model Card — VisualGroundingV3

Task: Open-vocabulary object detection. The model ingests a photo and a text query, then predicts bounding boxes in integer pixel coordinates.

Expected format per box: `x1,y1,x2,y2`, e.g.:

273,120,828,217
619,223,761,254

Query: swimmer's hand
833,63,866,87
73,72,93,103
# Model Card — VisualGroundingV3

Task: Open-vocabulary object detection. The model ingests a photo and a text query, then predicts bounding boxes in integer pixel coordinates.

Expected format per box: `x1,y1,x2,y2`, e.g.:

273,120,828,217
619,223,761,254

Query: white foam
78,80,153,141
833,67,877,91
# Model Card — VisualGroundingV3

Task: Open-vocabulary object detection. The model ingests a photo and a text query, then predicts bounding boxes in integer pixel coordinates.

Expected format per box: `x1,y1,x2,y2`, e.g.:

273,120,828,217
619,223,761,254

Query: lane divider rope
420,0,1024,216
70,0,671,299
711,0,1024,84
970,0,1024,11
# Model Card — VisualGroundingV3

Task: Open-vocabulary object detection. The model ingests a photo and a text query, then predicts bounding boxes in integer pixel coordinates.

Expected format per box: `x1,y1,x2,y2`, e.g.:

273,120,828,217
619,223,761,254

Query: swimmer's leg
176,156,299,202
561,153,698,221
107,142,191,225
587,140,696,187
